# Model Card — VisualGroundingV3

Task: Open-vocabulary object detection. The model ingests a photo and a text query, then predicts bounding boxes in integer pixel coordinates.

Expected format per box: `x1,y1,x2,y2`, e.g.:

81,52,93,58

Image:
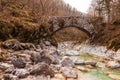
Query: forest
88,0,120,23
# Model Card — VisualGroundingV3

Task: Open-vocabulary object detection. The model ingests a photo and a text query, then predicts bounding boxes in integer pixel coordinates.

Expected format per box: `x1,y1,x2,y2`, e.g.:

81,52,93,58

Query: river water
58,41,120,59
57,41,120,80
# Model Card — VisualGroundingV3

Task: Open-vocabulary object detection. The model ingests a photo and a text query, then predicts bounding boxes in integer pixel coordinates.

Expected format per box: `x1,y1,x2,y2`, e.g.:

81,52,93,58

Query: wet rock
61,57,74,67
85,60,96,66
76,66,89,72
108,74,120,80
13,69,29,78
30,50,52,64
29,62,55,77
11,57,26,68
61,67,78,78
66,50,79,56
3,74,18,80
106,61,120,69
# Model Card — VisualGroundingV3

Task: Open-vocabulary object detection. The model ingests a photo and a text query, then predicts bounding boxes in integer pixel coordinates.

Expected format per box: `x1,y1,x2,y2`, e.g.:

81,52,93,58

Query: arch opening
52,26,90,43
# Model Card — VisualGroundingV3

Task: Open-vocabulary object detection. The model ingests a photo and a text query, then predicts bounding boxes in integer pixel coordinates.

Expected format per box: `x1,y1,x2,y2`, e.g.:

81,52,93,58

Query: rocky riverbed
0,40,120,80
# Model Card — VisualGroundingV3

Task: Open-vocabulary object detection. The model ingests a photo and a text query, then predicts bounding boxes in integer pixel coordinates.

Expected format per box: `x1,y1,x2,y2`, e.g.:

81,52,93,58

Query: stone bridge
47,16,95,38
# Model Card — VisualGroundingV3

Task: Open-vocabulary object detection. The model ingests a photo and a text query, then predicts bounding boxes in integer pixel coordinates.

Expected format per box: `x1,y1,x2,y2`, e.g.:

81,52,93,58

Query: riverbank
58,41,120,59
0,40,120,80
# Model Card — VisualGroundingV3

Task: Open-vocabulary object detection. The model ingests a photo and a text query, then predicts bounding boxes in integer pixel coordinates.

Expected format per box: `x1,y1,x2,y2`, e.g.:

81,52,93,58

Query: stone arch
51,25,92,37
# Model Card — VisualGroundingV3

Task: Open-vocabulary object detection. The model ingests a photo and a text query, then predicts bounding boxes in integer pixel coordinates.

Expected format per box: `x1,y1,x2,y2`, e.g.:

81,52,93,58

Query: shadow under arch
51,25,92,38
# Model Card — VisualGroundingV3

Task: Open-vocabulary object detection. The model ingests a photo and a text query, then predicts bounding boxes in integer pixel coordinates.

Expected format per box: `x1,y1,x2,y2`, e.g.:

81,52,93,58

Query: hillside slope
91,23,120,51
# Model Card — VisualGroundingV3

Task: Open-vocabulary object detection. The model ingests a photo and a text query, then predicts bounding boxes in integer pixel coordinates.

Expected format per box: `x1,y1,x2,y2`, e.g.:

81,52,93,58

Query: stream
0,41,120,80
57,41,120,80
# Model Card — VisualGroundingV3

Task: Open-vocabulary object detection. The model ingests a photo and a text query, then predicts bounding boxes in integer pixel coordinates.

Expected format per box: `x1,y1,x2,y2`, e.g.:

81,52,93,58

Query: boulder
50,51,61,64
1,39,36,50
106,61,120,69
44,41,51,46
2,39,21,50
0,63,13,71
5,67,15,73
51,74,66,80
74,59,85,65
96,62,106,68
2,74,18,80
11,57,26,68
20,75,51,80
29,62,55,77
16,53,31,63
20,43,36,50
61,67,78,78
13,69,29,78
76,66,89,72
30,50,52,64
0,51,8,62
61,57,74,67
85,60,96,66
108,74,120,80
50,64,61,73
